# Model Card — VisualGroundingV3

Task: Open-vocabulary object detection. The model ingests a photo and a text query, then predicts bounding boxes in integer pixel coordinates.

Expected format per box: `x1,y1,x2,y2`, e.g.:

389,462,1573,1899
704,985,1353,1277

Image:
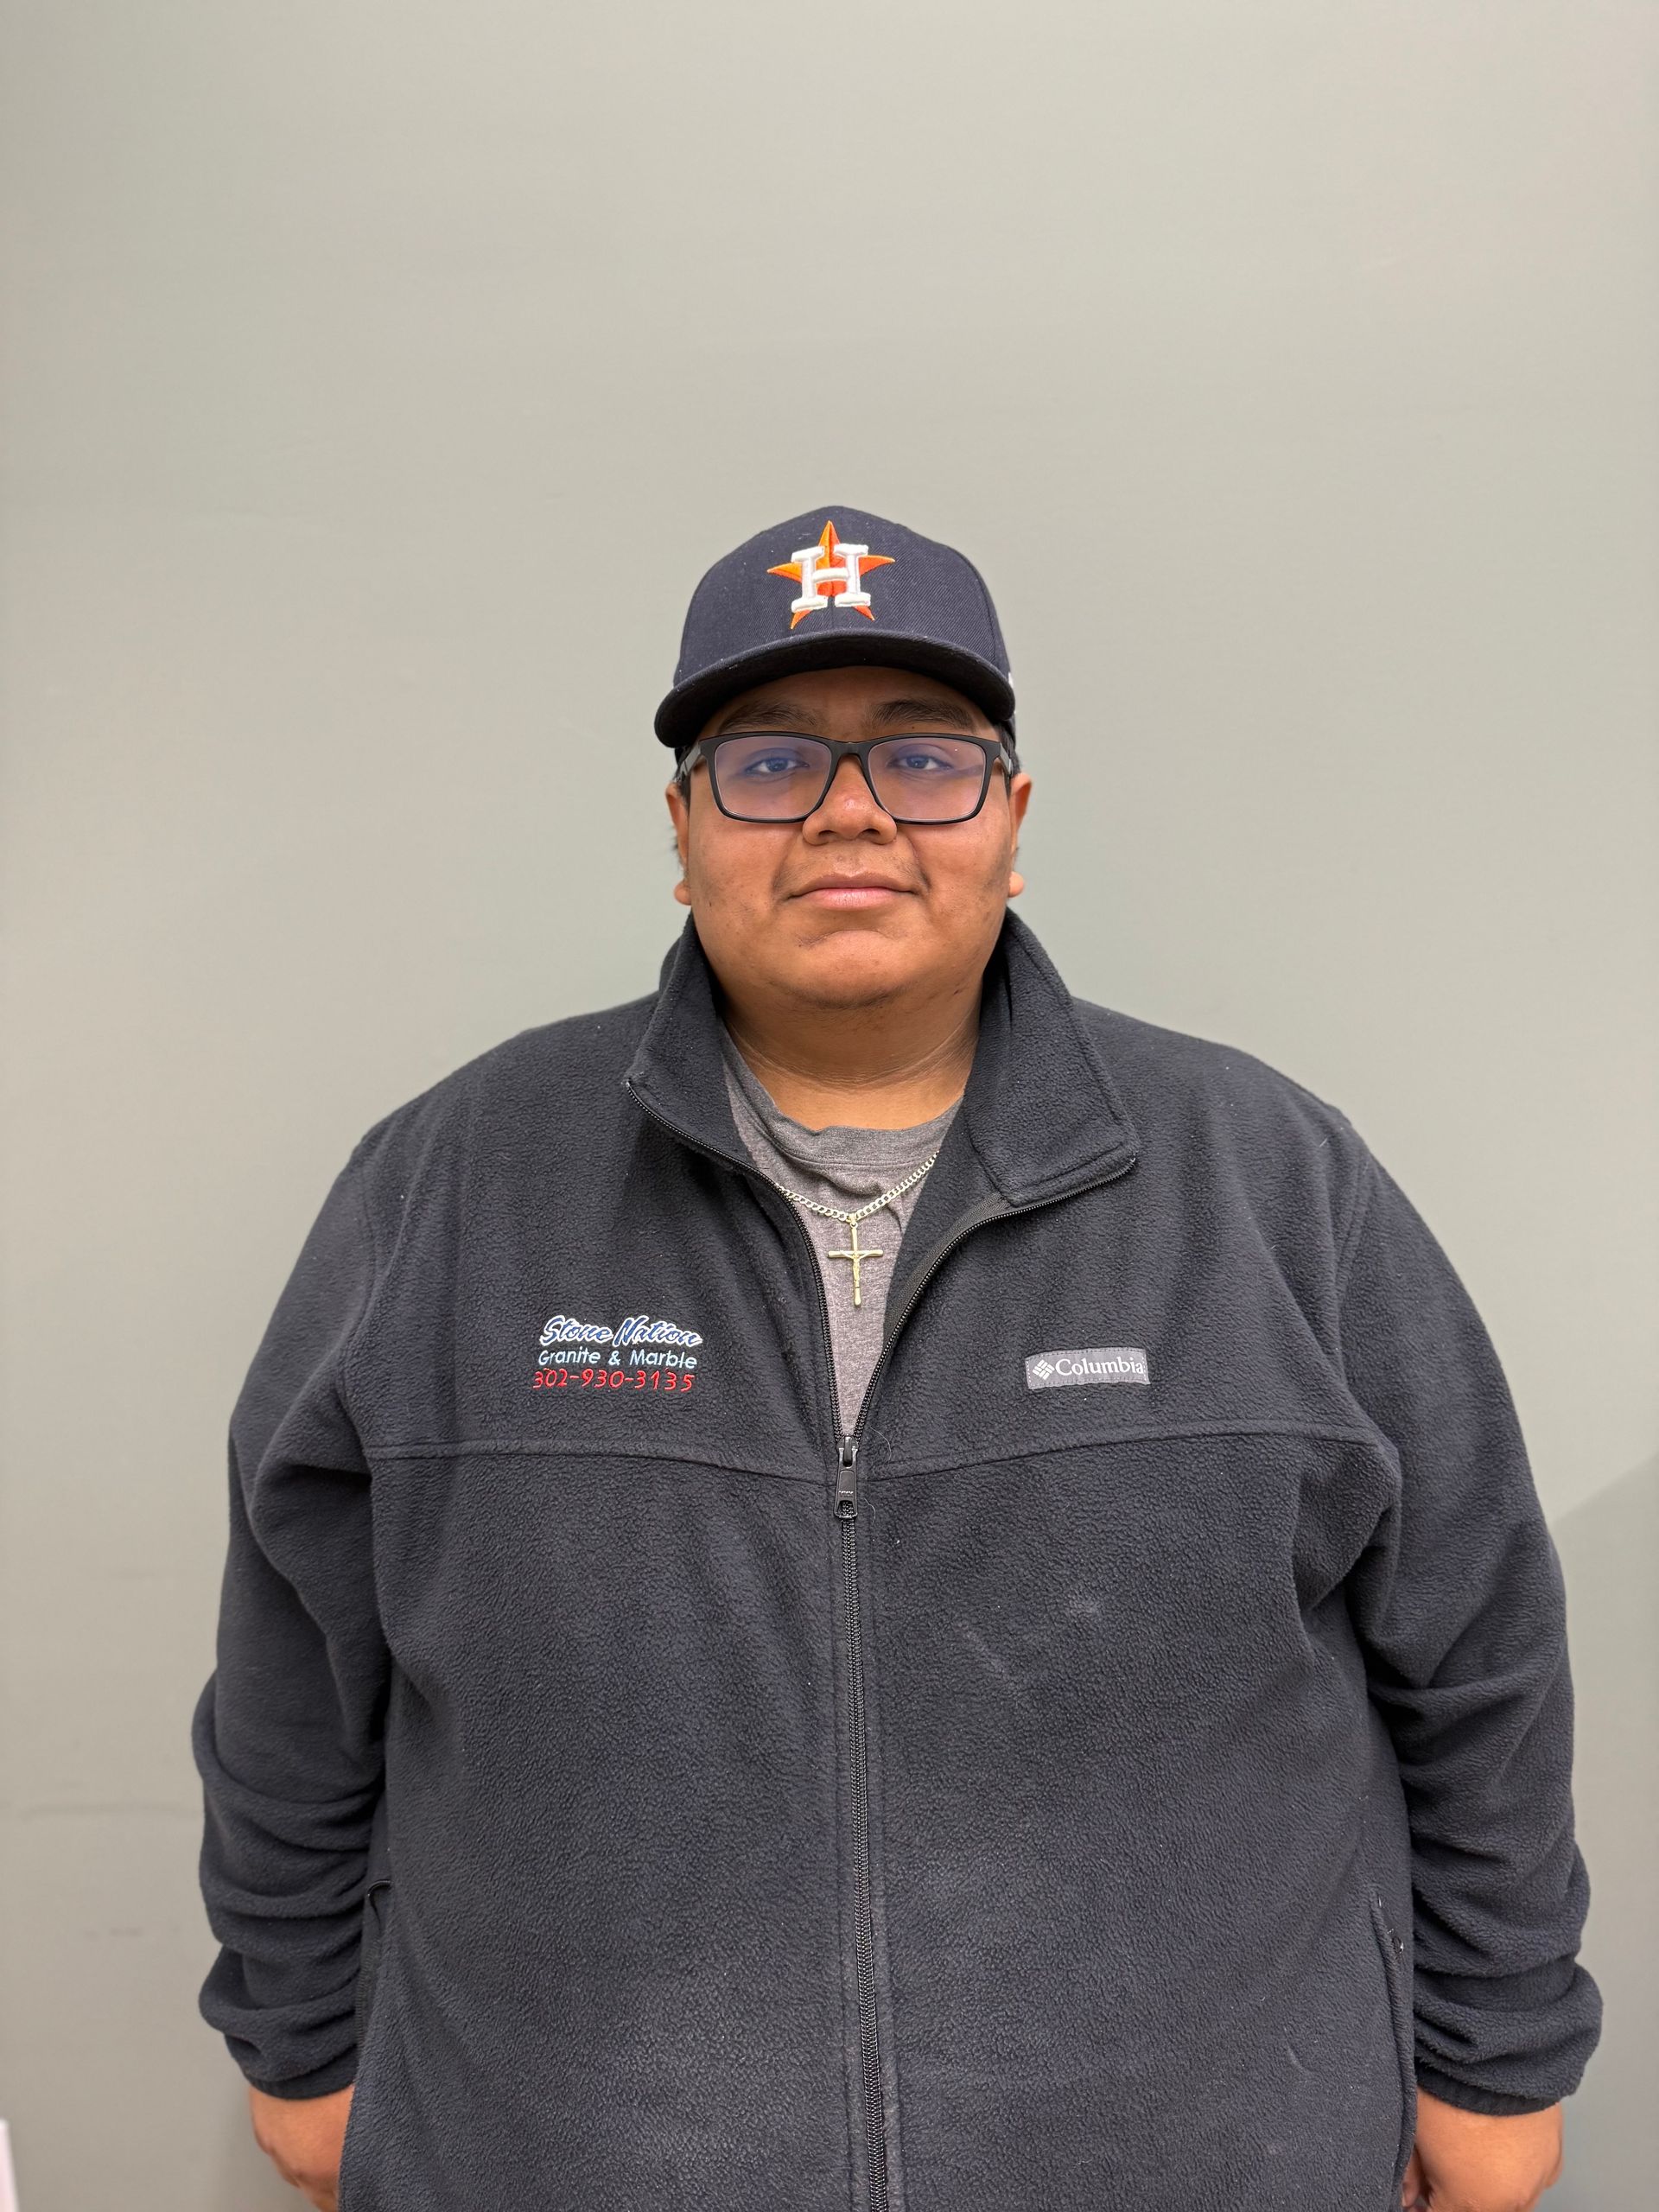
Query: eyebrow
872,696,978,731
711,693,981,736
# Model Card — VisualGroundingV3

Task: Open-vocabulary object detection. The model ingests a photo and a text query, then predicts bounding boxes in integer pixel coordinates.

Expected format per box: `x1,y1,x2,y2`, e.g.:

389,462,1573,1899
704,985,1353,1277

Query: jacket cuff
1414,2063,1562,2118
242,2047,359,2101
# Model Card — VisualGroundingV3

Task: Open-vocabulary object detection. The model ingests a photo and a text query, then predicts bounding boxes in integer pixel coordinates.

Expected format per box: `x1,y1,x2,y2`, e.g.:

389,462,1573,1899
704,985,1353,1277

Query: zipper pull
835,1436,858,1519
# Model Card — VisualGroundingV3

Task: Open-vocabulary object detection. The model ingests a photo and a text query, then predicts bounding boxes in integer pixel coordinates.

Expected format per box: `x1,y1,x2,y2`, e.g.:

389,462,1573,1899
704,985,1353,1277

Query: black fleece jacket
192,911,1600,2212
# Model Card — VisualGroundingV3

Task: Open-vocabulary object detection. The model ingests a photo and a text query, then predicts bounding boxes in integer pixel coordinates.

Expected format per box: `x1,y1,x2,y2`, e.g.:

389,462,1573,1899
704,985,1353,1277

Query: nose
802,752,897,840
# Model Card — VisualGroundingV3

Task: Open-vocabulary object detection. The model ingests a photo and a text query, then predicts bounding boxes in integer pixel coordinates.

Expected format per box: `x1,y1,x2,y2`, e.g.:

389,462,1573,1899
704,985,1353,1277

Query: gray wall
3,3,1654,2206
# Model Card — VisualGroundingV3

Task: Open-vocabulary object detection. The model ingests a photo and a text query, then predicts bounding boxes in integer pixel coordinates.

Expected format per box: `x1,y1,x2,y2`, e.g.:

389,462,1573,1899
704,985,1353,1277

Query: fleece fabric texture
192,909,1601,2212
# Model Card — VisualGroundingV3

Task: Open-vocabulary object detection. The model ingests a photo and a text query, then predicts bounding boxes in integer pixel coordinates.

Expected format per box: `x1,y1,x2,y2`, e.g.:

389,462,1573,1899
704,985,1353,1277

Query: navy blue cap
653,505,1016,753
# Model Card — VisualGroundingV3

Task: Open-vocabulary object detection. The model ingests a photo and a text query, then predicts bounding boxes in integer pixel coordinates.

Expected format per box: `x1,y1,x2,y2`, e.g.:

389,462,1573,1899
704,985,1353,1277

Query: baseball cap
653,505,1016,755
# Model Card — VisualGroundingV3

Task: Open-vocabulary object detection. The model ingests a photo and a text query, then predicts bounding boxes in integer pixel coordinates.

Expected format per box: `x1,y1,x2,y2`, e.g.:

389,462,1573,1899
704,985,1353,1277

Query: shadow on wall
1548,1452,1659,2209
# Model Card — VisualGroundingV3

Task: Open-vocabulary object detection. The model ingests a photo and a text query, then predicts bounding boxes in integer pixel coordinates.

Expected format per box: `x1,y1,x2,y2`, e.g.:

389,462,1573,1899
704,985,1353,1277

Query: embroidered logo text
1026,1346,1150,1389
533,1312,703,1395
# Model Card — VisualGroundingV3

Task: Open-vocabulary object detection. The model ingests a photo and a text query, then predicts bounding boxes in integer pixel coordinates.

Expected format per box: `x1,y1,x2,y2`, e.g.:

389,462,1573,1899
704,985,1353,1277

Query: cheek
912,827,1013,906
686,824,790,915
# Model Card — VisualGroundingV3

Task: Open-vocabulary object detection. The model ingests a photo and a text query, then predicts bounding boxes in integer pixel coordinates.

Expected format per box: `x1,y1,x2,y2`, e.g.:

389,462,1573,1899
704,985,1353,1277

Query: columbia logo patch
1026,1346,1150,1389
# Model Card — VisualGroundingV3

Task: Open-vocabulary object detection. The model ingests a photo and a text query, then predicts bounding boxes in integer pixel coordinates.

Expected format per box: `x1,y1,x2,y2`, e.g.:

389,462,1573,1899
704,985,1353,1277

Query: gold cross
826,1215,886,1307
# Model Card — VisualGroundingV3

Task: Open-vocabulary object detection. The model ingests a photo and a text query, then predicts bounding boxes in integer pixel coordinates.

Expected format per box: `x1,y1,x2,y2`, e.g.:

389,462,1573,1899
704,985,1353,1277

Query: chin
781,931,922,1010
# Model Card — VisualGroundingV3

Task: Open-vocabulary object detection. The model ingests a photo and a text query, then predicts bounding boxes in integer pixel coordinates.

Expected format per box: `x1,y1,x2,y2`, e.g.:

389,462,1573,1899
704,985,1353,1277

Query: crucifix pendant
826,1215,886,1307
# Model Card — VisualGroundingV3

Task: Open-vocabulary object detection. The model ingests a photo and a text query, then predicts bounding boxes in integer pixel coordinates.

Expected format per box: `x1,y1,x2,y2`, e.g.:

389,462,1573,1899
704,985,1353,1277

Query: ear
1006,769,1032,898
664,779,693,906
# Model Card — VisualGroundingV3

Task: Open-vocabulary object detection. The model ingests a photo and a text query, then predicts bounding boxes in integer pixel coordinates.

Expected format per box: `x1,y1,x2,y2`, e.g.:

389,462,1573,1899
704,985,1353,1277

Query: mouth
789,878,913,909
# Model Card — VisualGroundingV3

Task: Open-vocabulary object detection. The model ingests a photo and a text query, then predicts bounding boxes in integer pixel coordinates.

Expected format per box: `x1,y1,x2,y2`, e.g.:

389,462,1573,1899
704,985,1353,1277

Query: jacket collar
623,907,1139,1212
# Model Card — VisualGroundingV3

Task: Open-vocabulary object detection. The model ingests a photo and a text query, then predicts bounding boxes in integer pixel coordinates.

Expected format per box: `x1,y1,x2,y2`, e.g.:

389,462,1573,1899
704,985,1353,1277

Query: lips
790,875,913,903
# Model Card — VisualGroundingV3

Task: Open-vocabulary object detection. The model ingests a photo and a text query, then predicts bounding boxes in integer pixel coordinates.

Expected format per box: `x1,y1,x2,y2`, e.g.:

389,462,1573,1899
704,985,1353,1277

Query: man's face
664,664,1033,1013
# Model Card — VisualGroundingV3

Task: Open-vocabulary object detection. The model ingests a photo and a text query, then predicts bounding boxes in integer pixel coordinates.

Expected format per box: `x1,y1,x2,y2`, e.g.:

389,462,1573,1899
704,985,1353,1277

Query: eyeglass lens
709,734,991,822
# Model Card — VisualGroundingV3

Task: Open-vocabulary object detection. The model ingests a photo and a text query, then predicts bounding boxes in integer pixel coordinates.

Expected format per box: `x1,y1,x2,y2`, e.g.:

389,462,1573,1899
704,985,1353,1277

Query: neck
719,980,981,1130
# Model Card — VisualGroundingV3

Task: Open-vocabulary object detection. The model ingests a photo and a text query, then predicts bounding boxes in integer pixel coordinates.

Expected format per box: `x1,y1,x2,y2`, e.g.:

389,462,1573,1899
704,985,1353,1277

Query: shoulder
1076,996,1354,1143
343,986,660,1216
1072,995,1372,1246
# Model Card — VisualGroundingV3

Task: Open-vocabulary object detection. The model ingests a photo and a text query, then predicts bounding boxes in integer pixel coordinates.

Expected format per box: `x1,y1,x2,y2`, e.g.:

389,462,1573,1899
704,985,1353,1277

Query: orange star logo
768,519,895,630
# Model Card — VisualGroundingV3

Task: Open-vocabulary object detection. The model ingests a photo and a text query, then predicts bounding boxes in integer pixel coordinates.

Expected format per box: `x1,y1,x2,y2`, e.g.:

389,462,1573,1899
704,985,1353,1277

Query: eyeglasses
676,730,1016,824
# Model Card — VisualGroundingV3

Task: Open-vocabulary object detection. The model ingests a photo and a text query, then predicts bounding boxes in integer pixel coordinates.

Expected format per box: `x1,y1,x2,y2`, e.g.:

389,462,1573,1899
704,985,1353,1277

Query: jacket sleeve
1335,1147,1602,2115
191,1144,391,2098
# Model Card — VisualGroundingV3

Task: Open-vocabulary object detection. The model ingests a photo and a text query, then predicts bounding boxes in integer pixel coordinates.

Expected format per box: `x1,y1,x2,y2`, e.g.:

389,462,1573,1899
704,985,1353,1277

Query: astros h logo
768,519,895,629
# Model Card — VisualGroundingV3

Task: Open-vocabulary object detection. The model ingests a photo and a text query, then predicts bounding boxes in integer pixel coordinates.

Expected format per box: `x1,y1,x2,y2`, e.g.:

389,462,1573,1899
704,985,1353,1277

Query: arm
192,1146,390,2101
1336,1151,1602,2119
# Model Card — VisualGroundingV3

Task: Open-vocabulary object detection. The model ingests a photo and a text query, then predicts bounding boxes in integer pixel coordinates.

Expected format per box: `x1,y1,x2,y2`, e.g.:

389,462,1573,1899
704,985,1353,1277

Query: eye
887,742,963,773
740,749,810,779
716,735,823,781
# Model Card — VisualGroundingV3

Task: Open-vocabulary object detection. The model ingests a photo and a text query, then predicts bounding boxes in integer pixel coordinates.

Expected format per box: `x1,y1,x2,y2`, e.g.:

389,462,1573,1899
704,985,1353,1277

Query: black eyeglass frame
674,729,1020,825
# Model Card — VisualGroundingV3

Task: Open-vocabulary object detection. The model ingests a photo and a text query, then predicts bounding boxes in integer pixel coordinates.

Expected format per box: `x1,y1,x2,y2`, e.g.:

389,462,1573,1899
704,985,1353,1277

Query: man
194,506,1601,2212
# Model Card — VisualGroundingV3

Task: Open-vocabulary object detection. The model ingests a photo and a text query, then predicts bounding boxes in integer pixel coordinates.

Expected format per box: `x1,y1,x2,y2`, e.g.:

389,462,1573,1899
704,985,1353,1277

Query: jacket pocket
1367,1883,1418,2202
352,1878,394,2050
339,1881,396,2212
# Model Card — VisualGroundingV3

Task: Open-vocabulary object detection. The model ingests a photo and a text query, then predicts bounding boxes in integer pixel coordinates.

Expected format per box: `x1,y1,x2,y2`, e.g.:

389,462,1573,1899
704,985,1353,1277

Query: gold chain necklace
764,1154,939,1307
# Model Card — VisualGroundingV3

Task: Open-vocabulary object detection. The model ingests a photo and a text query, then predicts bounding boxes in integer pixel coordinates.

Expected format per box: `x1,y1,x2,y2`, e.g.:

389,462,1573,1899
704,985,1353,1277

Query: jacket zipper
827,1183,1137,2212
625,1077,1135,2212
833,1431,888,2211
627,1083,899,2207
830,1209,1012,2211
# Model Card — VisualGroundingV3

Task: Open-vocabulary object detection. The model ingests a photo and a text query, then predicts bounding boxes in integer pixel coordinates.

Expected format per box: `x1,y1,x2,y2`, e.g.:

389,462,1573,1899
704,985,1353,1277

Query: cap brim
653,632,1015,752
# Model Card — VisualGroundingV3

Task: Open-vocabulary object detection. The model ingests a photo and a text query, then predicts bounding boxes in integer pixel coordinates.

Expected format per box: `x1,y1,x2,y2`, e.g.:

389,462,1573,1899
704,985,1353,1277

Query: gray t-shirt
719,1028,961,1440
